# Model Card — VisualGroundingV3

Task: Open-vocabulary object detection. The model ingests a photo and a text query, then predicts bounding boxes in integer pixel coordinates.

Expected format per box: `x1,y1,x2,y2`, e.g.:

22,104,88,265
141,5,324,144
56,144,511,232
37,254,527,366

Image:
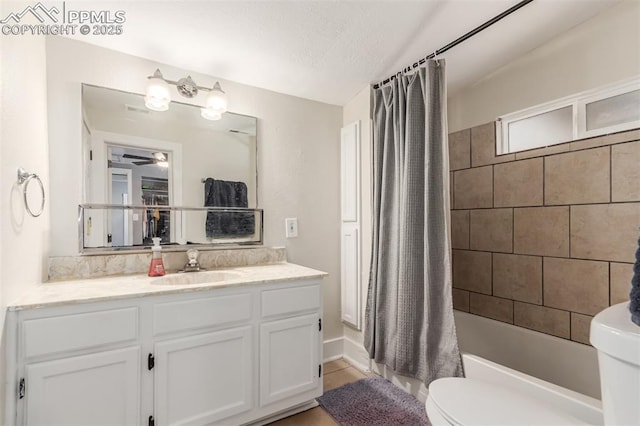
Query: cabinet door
341,224,361,329
341,121,360,222
260,314,320,406
154,326,253,425
25,346,140,426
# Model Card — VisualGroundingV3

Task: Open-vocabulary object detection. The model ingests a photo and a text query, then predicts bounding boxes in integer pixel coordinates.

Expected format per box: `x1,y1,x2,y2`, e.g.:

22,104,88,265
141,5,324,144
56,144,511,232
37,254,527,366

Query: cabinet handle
148,353,155,370
18,378,25,399
148,415,155,426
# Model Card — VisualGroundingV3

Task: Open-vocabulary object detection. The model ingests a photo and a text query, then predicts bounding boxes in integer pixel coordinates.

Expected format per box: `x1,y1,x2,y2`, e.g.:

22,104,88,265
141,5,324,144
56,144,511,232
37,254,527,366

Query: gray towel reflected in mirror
204,178,255,238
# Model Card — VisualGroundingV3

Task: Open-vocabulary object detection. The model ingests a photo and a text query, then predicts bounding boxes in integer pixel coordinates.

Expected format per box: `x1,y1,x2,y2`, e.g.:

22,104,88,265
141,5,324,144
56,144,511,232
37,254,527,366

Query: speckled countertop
9,262,327,311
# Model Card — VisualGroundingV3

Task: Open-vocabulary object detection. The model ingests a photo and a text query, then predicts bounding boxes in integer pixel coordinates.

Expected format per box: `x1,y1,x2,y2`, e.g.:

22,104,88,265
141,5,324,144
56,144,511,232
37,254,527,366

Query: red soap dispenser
148,237,166,277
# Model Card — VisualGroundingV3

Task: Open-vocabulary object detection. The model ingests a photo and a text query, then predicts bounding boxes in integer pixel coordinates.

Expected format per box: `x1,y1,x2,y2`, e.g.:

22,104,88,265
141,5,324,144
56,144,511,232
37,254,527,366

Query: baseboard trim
322,335,429,402
418,387,429,403
343,353,369,372
323,337,344,363
343,336,370,372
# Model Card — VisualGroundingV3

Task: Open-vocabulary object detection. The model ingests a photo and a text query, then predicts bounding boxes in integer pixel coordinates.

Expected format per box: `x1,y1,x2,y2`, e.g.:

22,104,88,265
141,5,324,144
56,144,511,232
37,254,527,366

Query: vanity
4,262,326,426
22,42,330,425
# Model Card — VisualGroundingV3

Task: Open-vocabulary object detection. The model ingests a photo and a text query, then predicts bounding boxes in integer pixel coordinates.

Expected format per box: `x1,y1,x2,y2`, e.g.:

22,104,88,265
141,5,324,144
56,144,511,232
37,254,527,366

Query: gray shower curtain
364,60,463,384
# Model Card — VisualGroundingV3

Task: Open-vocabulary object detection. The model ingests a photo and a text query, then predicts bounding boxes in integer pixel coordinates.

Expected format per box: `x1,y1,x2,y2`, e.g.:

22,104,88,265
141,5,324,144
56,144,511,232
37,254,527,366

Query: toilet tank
590,303,640,426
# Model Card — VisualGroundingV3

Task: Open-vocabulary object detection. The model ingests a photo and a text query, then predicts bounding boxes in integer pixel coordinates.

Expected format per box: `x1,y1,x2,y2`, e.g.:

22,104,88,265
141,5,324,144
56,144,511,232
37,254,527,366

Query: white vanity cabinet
259,285,322,407
151,291,256,425
13,303,142,426
6,276,324,426
25,346,141,425
154,326,254,425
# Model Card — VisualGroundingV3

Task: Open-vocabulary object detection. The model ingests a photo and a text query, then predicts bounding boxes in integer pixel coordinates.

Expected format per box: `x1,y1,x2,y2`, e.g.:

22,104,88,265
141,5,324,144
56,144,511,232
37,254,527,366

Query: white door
24,346,140,426
154,326,253,425
260,314,320,406
108,167,133,246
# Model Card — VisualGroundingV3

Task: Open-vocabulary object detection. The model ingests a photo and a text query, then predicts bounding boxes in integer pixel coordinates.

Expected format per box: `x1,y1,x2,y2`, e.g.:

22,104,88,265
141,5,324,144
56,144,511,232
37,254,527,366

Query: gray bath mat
317,377,431,426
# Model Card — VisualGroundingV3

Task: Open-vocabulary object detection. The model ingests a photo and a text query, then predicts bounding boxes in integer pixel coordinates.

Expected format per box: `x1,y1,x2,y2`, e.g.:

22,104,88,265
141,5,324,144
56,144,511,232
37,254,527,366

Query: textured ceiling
64,0,621,105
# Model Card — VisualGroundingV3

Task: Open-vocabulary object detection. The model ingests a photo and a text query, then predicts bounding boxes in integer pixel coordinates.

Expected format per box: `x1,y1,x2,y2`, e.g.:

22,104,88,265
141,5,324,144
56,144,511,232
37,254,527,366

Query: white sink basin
152,270,242,285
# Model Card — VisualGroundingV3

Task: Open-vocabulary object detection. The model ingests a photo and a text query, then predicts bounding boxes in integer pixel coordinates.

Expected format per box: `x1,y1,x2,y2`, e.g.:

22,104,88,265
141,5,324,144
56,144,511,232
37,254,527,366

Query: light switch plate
285,218,298,238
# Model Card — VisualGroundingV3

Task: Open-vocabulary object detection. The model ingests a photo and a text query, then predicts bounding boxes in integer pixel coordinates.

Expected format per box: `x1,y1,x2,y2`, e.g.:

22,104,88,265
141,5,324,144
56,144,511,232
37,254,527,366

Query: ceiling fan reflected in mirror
122,152,169,168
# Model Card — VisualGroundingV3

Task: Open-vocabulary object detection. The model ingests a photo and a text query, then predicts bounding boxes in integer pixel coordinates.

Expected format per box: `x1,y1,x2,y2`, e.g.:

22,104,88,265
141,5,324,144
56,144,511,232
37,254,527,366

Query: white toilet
590,302,640,425
426,303,640,425
425,377,588,425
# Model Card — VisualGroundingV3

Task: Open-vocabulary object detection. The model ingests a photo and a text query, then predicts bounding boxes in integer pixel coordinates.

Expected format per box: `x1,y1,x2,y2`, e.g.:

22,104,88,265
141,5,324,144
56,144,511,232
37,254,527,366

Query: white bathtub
362,311,604,423
461,353,603,425
455,310,601,398
370,352,603,425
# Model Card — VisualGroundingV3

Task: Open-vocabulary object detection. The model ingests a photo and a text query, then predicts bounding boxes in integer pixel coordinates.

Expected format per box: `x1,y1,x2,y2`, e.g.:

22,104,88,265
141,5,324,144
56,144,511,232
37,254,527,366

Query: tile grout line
541,256,545,307
608,262,612,307
457,200,640,210
468,209,471,250
609,145,613,203
451,248,618,265
512,207,515,255
491,161,494,300
464,294,590,344
451,172,455,210
542,155,546,207
569,306,572,340
490,250,494,297
468,130,472,170
568,205,572,258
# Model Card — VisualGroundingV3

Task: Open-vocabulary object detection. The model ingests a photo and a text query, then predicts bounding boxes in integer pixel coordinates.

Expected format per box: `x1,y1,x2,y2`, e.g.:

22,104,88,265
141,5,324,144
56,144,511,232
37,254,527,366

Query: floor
268,359,371,425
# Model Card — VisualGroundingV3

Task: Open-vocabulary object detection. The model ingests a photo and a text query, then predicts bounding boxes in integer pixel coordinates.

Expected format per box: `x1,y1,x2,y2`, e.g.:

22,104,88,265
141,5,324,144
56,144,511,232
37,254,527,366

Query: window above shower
497,77,640,155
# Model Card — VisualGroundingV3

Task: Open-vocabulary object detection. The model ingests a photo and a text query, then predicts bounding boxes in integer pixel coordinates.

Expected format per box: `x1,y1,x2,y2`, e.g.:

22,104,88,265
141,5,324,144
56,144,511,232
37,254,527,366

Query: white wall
45,37,343,341
0,2,50,417
448,0,640,132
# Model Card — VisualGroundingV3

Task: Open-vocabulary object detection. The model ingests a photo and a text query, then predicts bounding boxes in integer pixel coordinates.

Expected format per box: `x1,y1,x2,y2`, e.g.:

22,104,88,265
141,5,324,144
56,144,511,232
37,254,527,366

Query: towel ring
17,167,45,218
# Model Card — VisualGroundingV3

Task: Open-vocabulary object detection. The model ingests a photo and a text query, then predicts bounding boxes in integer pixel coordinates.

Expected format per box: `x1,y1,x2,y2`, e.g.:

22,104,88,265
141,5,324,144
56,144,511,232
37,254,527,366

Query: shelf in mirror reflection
79,204,263,253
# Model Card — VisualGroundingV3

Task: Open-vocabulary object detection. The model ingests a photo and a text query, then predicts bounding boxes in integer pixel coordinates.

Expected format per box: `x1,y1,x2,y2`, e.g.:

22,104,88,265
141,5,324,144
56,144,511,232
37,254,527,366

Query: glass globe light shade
200,108,222,121
144,72,171,112
203,81,228,114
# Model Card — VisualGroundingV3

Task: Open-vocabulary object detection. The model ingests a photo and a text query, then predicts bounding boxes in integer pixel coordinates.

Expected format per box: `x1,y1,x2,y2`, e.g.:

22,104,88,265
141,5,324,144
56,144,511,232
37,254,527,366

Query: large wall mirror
81,84,258,250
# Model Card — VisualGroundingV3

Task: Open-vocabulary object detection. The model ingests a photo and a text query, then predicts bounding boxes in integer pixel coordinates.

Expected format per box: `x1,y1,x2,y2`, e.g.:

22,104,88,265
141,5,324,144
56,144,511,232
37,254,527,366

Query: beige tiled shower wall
449,123,640,346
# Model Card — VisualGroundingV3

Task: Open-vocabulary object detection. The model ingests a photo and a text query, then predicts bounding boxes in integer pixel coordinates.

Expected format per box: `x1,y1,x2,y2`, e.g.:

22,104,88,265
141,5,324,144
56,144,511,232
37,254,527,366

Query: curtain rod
372,0,535,89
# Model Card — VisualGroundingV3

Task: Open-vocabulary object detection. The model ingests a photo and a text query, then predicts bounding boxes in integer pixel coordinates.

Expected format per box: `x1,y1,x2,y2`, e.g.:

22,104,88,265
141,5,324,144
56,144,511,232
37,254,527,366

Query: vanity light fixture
144,68,228,120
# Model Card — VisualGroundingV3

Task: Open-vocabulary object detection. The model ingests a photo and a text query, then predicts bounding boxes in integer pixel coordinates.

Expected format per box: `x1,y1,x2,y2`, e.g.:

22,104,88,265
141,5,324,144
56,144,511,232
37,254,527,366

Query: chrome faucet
182,249,203,272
